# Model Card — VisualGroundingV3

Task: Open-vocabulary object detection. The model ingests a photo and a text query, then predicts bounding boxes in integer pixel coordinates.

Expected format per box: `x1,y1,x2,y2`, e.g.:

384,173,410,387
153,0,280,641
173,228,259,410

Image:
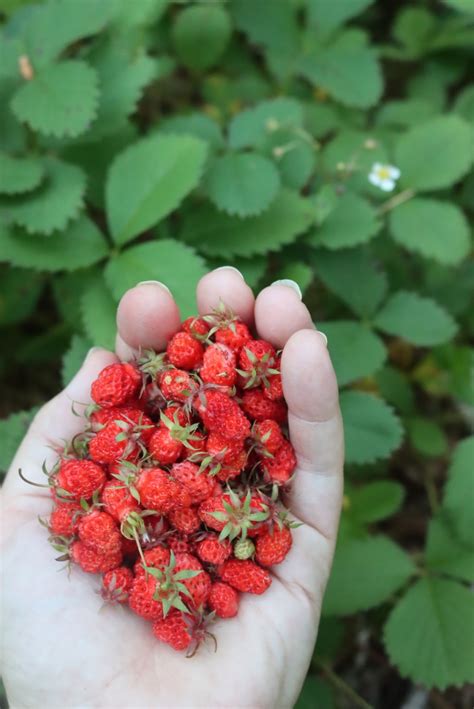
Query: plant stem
424,467,439,513
315,662,374,709
378,188,416,215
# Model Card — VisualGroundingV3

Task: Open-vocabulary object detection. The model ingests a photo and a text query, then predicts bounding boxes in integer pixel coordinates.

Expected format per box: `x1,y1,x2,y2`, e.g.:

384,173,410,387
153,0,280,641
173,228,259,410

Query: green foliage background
0,0,473,705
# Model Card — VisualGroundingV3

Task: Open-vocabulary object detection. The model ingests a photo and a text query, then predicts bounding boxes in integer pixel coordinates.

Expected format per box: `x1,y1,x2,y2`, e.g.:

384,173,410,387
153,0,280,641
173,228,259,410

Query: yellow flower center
376,166,391,180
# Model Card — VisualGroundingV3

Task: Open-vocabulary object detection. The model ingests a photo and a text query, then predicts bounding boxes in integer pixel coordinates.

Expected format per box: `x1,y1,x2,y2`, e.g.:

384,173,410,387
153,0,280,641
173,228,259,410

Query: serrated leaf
0,153,44,195
395,115,473,191
384,578,474,689
407,417,448,457
320,320,386,386
172,5,232,71
61,334,92,387
312,247,388,318
81,278,116,350
0,158,86,235
229,98,303,150
159,113,224,150
348,481,405,524
389,198,471,266
306,0,374,32
0,216,108,271
205,153,280,217
0,407,39,473
180,189,313,258
340,391,404,464
322,129,389,195
308,192,380,249
105,239,207,319
11,60,99,138
374,291,458,346
0,264,44,326
443,436,474,547
106,133,208,245
323,535,414,615
425,516,474,583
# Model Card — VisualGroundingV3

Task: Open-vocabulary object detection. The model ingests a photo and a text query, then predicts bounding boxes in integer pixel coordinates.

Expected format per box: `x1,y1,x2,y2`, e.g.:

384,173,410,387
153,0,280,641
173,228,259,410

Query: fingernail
271,279,302,300
213,266,244,279
137,280,171,294
318,331,328,347
85,346,102,361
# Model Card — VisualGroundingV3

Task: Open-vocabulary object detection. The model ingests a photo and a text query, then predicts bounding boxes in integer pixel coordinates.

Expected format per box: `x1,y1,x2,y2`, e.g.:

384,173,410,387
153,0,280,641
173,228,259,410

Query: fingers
2,348,117,500
254,283,314,347
196,267,255,324
116,282,181,360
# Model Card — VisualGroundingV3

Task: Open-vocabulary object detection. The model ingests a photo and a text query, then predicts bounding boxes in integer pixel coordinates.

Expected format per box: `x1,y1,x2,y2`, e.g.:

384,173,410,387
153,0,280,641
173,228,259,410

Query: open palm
1,269,343,709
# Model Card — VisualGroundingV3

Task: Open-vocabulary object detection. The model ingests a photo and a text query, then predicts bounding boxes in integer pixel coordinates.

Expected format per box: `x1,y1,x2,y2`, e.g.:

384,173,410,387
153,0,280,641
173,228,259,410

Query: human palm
1,269,343,709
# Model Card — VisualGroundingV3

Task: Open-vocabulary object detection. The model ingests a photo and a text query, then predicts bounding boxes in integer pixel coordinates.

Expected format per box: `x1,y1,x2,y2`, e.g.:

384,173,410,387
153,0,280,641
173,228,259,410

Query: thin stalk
377,188,415,215
315,662,374,709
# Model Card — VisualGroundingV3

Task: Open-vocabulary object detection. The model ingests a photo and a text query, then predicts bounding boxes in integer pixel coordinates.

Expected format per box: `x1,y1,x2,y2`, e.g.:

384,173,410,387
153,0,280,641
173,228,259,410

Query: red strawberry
56,459,106,500
200,343,236,388
206,432,244,464
174,553,211,609
159,369,194,403
101,567,134,603
220,559,271,594
91,363,141,408
167,332,204,370
182,316,210,340
134,545,170,578
71,541,122,574
215,321,251,353
255,525,292,566
49,502,82,536
149,427,183,465
168,506,201,534
208,582,239,618
152,610,193,651
88,410,153,465
128,574,164,620
253,419,285,455
78,510,122,555
238,340,277,389
171,461,216,504
136,468,188,515
198,490,269,538
196,390,250,442
241,389,287,423
167,532,192,555
101,479,140,523
261,440,296,485
163,404,190,427
195,533,232,565
263,357,283,401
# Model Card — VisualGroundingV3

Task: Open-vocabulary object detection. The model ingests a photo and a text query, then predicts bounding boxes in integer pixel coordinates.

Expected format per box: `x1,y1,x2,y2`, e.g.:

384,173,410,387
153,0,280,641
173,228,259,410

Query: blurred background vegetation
0,0,473,707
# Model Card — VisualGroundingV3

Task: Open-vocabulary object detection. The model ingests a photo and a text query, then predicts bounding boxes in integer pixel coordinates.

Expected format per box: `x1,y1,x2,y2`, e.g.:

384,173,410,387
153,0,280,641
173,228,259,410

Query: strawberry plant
0,0,473,706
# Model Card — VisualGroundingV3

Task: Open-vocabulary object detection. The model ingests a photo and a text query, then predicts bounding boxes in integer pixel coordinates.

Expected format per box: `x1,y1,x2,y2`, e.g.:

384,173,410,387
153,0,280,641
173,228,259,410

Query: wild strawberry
89,410,153,465
134,545,170,578
198,490,269,539
195,533,232,565
101,567,134,603
171,461,216,505
101,479,140,523
187,430,207,456
241,389,287,423
136,468,187,515
261,440,296,485
220,559,271,595
255,525,292,566
253,419,284,455
56,459,106,500
238,340,277,389
167,532,192,555
152,610,193,651
159,369,194,403
206,432,244,464
121,536,139,558
200,343,236,388
78,511,122,555
174,553,211,609
89,404,144,431
91,363,141,408
263,357,283,401
48,502,82,536
233,538,255,560
149,427,183,465
168,506,201,534
128,574,164,621
71,541,122,574
182,316,210,340
163,404,190,427
196,390,250,442
208,582,239,618
215,321,252,353
167,332,204,370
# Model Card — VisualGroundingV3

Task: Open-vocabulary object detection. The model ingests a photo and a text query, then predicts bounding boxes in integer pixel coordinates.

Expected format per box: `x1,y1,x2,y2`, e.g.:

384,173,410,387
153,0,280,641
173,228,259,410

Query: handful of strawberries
32,306,298,654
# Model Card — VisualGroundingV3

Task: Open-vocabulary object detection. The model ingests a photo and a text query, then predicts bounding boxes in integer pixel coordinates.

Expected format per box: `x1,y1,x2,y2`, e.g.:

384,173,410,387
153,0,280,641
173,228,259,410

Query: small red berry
101,567,134,603
167,332,204,370
91,363,141,408
209,582,239,618
220,559,271,595
56,459,106,500
255,525,293,566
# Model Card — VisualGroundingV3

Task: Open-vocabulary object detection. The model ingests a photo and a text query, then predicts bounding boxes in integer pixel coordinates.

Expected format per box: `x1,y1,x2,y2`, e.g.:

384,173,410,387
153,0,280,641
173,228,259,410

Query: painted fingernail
271,279,302,300
137,280,171,294
213,266,244,279
318,331,328,347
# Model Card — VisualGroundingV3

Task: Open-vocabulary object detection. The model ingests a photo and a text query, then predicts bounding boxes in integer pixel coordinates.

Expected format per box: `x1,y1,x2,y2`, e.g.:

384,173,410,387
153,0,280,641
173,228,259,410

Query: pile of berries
35,307,298,654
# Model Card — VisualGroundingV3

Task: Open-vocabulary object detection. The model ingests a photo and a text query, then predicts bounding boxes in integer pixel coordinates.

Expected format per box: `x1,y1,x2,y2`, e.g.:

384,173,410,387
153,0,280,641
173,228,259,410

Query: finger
196,267,255,324
254,282,315,348
116,282,181,360
2,348,117,501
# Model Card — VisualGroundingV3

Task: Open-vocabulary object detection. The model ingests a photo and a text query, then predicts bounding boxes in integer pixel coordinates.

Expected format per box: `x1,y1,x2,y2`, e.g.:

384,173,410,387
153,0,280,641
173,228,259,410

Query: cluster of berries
36,307,298,654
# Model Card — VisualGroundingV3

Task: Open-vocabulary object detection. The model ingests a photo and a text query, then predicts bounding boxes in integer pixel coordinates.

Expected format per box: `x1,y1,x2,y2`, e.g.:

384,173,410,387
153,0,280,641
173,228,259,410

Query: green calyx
234,537,255,560
147,551,202,617
211,488,270,542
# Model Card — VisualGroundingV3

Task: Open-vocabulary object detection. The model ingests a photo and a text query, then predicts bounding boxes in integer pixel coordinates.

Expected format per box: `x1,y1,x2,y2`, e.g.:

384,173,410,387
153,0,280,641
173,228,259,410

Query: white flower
368,163,401,192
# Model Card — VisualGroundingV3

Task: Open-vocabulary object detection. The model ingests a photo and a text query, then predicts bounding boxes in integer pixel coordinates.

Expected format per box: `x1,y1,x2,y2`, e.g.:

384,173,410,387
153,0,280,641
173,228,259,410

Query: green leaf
375,366,415,415
384,578,474,689
441,0,474,11
11,60,99,138
106,133,208,245
172,5,232,71
392,7,437,59
321,320,386,386
0,407,39,474
180,190,313,258
340,391,404,465
105,239,207,319
312,247,388,318
0,216,108,271
374,291,458,346
207,255,267,290
299,35,383,108
453,84,474,123
348,481,405,524
81,278,116,350
61,334,92,387
308,192,380,249
324,535,414,615
443,436,474,547
306,0,374,32
426,516,474,584
376,99,438,128
295,676,335,709
229,98,303,150
407,417,448,457
0,265,44,326
389,198,471,266
159,113,224,150
395,116,473,191
205,153,280,217
0,154,44,195
313,616,345,663
0,158,86,235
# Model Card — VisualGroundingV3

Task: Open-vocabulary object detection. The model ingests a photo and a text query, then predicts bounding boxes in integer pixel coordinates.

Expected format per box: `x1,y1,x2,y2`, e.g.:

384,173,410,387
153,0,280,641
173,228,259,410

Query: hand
1,268,343,709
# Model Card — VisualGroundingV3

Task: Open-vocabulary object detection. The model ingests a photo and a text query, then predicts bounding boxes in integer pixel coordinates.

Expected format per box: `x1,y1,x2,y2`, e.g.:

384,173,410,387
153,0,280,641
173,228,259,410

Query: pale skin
0,268,344,709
